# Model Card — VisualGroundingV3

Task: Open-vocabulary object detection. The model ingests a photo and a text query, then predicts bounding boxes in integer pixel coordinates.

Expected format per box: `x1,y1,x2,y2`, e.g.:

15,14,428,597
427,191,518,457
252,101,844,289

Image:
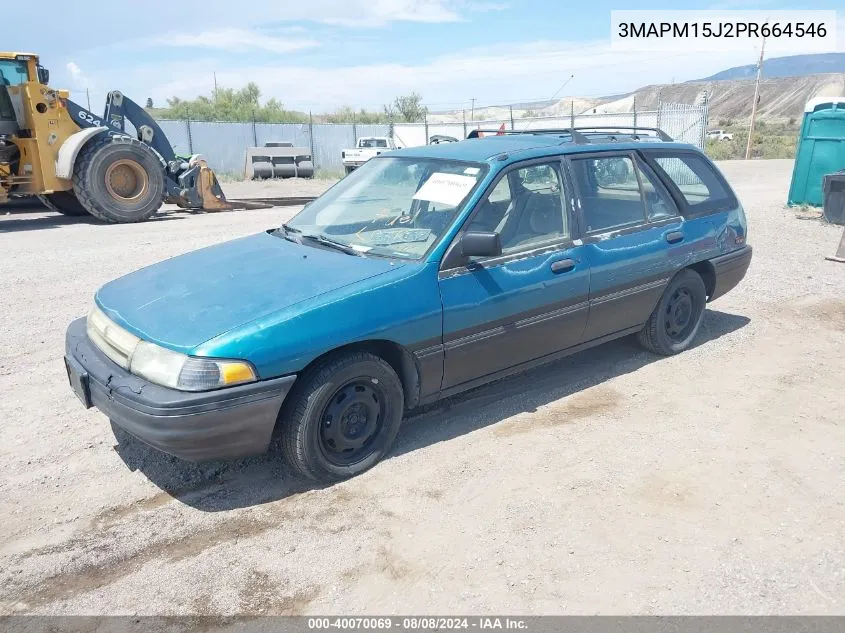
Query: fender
55,127,108,179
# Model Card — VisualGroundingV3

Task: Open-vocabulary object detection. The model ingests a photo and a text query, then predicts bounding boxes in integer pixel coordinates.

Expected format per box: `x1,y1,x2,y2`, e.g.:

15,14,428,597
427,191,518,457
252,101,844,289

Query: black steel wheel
279,351,404,482
319,379,386,466
638,269,707,356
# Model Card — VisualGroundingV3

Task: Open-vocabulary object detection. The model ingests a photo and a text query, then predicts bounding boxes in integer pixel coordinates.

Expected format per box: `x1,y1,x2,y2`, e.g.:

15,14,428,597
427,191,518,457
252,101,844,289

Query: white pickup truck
706,129,734,141
342,137,399,174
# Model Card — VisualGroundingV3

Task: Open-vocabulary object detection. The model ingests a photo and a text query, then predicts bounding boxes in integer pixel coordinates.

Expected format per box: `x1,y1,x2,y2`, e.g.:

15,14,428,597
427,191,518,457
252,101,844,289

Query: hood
95,231,403,352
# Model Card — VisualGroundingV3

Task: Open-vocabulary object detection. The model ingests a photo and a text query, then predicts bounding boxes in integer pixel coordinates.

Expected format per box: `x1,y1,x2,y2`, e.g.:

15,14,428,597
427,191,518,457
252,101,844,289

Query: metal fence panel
156,120,191,157
309,124,354,171
151,104,706,177
255,123,311,150
187,121,255,175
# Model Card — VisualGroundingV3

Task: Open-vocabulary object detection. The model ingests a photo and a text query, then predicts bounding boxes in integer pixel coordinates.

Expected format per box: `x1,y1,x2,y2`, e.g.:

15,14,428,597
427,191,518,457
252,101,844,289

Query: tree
384,92,427,122
145,97,154,108
151,83,308,123
323,106,390,124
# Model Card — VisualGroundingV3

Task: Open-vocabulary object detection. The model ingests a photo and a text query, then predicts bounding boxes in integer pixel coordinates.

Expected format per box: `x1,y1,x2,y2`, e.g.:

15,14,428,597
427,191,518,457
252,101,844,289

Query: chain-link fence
398,102,708,148
154,102,707,177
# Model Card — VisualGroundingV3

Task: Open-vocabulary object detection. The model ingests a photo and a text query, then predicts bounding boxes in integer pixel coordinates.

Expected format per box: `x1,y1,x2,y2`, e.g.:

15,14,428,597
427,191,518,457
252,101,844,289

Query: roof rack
565,126,674,142
465,126,674,143
466,128,590,144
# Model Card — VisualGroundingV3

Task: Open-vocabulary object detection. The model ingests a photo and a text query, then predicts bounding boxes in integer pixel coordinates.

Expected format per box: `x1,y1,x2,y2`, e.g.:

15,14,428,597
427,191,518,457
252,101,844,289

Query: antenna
523,74,574,131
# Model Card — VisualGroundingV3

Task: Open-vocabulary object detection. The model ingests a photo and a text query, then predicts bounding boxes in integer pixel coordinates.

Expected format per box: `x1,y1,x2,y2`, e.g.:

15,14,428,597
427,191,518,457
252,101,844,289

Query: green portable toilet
788,97,845,206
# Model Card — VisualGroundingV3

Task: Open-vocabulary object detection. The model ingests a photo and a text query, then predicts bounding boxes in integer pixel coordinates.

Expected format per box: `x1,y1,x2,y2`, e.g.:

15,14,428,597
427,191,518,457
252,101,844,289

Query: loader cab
0,55,37,135
0,60,25,135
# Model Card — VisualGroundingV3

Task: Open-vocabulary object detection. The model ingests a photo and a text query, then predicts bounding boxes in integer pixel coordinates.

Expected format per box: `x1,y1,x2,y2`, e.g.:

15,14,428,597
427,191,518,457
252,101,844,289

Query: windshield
360,139,388,148
0,60,29,86
286,156,488,259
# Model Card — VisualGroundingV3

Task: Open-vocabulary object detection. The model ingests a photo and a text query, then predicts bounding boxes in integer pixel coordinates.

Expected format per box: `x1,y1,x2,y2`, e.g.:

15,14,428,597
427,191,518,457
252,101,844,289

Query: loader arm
64,93,176,162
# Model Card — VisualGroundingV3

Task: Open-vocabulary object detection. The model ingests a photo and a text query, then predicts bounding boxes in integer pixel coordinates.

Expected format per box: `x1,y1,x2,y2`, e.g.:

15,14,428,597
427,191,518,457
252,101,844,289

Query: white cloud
60,10,845,112
65,61,91,89
121,40,789,110
147,28,320,54
310,0,508,27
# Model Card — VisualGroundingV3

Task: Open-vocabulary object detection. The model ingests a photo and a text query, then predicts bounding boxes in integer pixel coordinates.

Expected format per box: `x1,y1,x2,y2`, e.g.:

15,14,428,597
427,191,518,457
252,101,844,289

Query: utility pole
470,98,476,122
745,36,766,160
213,72,218,102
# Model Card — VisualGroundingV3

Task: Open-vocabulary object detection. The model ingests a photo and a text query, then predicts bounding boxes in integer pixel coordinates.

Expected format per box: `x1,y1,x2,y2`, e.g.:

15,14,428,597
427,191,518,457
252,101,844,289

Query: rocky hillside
595,74,845,123
700,53,845,81
431,73,845,125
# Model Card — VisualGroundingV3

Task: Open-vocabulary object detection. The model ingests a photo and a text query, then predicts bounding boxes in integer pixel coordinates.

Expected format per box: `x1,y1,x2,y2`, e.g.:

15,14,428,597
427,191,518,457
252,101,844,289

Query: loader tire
38,191,89,216
72,136,165,223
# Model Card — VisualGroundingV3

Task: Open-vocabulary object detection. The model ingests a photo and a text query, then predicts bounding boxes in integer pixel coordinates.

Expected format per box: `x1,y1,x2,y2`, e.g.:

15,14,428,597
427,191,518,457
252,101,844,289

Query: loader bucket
825,225,845,263
174,158,233,212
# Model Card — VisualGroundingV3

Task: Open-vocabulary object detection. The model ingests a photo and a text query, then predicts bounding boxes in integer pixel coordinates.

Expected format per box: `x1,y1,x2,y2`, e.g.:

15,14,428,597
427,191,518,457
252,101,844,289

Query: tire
38,191,89,216
280,351,404,482
252,159,273,179
344,166,354,175
638,269,707,356
296,160,314,179
72,135,165,223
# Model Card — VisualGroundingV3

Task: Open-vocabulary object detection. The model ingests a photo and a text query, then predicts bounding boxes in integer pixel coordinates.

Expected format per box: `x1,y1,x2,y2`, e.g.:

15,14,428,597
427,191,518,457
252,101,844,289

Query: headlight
87,305,257,391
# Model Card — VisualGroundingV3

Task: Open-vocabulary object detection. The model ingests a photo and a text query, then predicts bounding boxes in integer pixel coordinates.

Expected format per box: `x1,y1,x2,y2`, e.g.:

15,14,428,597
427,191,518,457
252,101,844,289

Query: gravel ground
0,160,844,615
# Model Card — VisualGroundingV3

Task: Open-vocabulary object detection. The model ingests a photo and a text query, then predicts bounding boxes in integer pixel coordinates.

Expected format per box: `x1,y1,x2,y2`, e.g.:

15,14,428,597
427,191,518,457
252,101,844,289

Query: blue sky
7,0,845,112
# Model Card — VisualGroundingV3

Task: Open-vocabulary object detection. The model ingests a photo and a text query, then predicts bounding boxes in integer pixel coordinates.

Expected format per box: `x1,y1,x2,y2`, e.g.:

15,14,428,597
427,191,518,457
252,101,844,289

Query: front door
438,159,591,390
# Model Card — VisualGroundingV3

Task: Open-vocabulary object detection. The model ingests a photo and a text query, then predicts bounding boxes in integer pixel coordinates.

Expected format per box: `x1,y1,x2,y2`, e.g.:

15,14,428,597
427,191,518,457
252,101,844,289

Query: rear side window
569,154,676,233
647,152,737,214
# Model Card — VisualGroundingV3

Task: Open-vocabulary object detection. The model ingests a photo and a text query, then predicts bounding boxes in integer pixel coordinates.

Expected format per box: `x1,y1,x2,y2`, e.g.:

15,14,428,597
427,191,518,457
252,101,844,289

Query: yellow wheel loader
0,52,231,223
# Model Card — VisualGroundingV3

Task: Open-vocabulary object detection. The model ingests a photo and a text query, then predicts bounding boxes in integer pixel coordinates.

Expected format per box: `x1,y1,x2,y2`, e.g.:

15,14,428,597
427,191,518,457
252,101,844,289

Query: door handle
665,231,684,244
550,258,576,274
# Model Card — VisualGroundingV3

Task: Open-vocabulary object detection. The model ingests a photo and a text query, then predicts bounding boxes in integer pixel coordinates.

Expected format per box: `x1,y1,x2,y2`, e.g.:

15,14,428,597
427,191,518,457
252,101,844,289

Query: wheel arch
292,339,422,410
55,127,109,179
687,259,717,300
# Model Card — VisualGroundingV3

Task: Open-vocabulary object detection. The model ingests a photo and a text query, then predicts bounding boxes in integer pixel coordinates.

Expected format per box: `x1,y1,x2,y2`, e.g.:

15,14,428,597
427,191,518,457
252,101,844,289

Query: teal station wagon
65,127,752,482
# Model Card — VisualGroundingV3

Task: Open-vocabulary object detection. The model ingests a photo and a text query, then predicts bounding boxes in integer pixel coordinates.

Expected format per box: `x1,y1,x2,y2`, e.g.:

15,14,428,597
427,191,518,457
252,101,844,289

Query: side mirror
37,66,49,85
461,231,502,258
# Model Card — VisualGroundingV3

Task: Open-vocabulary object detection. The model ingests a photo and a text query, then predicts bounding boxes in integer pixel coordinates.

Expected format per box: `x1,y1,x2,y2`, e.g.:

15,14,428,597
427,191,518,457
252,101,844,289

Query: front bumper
64,318,296,462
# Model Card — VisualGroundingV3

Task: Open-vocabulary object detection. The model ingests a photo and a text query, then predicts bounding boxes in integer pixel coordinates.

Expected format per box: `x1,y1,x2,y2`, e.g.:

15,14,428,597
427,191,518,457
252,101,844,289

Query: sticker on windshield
413,173,477,207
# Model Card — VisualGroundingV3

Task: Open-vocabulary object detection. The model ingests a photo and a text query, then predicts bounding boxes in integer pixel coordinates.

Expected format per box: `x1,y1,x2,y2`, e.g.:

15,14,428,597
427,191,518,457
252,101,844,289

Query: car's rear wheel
279,351,404,482
638,269,707,356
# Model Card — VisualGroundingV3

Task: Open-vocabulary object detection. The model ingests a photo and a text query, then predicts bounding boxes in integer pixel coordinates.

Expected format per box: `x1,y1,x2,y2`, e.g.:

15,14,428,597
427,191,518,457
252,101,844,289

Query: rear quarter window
644,151,737,216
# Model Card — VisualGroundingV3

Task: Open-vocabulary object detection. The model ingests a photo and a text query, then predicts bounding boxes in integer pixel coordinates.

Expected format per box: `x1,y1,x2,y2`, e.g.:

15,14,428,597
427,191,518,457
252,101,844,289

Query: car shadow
110,309,750,512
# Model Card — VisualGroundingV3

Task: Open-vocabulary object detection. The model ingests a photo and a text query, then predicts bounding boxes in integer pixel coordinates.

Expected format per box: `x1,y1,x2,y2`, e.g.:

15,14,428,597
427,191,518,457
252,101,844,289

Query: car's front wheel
638,269,707,356
279,351,404,482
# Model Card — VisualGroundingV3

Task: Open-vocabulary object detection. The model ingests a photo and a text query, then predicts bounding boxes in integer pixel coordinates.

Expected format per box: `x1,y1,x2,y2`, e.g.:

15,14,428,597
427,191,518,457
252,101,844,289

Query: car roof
391,134,701,165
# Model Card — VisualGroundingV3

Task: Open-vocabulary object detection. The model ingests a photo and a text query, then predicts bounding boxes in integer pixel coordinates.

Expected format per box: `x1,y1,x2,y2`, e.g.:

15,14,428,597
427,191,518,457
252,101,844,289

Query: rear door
438,158,591,390
567,151,687,341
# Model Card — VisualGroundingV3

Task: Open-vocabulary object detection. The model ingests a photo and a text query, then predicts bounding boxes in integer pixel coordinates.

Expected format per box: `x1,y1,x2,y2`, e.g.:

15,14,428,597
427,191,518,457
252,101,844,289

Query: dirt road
1,160,843,614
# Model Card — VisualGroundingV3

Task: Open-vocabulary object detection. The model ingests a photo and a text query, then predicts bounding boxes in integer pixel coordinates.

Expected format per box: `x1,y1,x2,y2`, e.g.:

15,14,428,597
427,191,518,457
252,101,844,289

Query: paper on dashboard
412,173,478,207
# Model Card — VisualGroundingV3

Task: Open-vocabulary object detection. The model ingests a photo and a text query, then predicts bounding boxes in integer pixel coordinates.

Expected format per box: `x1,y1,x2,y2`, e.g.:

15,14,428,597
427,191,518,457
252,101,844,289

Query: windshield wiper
301,233,364,257
281,223,301,234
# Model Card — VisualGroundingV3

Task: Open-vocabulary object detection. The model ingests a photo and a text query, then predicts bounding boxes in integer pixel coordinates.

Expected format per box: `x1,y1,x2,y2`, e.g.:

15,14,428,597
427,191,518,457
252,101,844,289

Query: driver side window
465,161,569,258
